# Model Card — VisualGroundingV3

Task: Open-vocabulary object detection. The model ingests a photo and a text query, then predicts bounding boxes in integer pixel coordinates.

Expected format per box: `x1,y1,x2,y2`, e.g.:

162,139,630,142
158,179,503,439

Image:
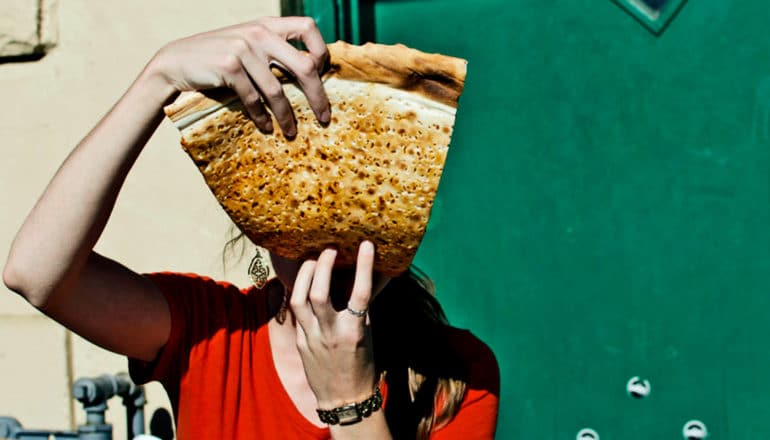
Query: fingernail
254,115,272,133
320,108,331,124
361,241,374,255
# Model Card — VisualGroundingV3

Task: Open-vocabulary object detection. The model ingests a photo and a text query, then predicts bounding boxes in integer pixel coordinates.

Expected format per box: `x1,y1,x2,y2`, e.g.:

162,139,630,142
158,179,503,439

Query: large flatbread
164,41,467,276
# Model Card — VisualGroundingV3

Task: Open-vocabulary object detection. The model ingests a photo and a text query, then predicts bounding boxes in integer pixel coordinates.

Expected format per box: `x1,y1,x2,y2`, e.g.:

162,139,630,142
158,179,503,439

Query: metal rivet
626,376,652,399
577,428,599,440
683,420,708,439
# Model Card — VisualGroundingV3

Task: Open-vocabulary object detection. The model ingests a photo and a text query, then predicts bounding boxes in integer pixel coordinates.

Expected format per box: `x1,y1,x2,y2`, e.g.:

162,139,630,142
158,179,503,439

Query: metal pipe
114,372,146,439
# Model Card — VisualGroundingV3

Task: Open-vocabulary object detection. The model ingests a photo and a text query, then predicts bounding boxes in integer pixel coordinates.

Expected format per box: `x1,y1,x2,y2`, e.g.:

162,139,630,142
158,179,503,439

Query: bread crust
165,41,466,124
326,41,466,108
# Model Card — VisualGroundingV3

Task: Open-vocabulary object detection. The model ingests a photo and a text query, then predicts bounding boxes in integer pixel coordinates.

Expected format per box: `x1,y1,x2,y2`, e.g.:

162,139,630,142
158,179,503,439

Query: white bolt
682,420,708,439
577,428,599,440
626,376,652,398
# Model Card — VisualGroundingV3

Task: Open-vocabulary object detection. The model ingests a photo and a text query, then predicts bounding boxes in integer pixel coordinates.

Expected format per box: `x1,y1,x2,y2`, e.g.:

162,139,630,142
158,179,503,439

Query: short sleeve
129,273,188,387
128,272,247,389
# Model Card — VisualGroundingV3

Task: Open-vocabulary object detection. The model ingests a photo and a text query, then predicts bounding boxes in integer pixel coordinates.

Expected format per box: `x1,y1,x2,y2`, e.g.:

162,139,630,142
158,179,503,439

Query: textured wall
0,0,277,435
0,0,59,57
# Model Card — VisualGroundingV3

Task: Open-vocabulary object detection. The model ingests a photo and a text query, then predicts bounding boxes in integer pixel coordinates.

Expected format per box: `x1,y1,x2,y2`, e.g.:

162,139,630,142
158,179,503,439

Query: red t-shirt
130,272,499,439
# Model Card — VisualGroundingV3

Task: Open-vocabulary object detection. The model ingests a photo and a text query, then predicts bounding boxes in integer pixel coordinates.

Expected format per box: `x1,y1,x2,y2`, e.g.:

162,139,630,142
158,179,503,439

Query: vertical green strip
349,0,361,44
339,0,350,41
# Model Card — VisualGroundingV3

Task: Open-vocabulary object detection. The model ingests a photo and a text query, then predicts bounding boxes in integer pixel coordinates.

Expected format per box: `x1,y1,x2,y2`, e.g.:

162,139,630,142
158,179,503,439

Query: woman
3,16,499,439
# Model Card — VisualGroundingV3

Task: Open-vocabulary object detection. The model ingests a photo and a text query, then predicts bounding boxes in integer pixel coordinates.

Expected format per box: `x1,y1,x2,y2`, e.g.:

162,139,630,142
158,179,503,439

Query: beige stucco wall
1,0,278,436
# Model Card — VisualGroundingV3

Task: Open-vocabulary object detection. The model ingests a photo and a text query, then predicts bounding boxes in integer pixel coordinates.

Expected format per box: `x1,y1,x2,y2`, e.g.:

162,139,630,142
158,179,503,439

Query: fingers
160,17,330,133
266,38,331,124
239,48,297,137
259,16,329,72
225,65,272,133
346,241,375,321
290,242,375,335
289,260,316,332
253,17,330,125
309,249,337,326
215,18,331,134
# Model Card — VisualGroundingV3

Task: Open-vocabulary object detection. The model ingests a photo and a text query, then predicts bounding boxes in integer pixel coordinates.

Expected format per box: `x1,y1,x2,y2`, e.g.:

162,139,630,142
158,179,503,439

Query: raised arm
3,17,331,362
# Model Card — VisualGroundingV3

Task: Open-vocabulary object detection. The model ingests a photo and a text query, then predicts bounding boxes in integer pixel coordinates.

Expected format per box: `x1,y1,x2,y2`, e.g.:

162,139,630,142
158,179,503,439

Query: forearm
329,412,393,440
4,60,176,306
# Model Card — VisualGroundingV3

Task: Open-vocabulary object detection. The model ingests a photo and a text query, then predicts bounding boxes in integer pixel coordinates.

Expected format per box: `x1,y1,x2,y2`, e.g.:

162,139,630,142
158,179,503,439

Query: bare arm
3,17,331,362
3,68,175,361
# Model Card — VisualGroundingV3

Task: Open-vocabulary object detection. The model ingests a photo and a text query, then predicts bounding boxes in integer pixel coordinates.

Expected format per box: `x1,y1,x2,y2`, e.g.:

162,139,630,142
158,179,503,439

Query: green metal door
284,1,770,438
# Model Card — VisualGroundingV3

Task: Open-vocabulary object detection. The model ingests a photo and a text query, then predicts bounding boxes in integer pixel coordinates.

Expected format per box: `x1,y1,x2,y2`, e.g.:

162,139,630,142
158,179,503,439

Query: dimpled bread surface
165,42,467,276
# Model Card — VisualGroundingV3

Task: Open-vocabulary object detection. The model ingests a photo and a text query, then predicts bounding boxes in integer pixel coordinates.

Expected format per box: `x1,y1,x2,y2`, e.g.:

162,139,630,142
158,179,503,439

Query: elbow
3,260,51,309
3,261,24,295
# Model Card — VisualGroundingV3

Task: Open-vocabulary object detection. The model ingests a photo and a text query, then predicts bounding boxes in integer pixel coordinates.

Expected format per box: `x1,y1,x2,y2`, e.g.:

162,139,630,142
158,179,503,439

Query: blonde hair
410,370,467,437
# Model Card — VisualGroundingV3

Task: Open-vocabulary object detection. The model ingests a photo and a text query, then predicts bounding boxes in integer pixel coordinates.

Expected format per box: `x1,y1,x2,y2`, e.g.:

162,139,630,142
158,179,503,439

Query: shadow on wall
0,53,47,64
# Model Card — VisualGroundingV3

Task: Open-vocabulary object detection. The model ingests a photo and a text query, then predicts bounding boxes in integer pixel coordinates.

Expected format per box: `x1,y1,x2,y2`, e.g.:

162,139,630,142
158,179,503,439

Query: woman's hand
289,241,378,408
148,16,331,137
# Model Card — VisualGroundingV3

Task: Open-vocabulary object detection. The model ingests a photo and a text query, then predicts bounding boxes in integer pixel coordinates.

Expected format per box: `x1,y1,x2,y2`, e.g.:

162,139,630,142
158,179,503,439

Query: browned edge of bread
164,41,467,124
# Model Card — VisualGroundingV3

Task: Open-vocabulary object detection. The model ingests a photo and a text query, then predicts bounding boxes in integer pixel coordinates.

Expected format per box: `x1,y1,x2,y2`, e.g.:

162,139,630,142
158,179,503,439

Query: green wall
288,1,770,438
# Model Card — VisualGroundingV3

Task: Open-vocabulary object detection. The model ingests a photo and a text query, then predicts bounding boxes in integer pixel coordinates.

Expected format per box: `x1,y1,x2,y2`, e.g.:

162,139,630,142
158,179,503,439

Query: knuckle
308,291,327,304
231,38,250,55
295,57,317,77
220,54,241,74
299,17,318,33
289,296,304,310
351,287,370,300
249,24,269,40
295,334,308,351
242,91,262,105
261,83,285,101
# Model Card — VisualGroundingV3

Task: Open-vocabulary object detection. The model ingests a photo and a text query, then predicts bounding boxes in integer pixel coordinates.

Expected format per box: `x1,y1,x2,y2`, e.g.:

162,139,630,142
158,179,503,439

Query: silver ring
346,306,367,318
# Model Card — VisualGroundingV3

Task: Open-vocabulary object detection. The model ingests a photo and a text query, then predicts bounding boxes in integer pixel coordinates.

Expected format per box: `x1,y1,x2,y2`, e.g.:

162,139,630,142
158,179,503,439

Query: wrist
315,371,382,409
134,52,179,107
317,385,383,426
